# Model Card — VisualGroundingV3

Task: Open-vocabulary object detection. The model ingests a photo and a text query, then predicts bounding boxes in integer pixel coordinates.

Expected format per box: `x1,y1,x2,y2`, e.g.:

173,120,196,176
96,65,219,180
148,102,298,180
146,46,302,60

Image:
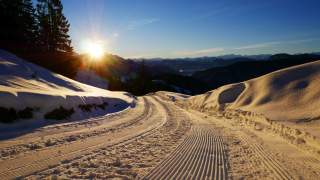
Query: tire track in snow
145,125,228,180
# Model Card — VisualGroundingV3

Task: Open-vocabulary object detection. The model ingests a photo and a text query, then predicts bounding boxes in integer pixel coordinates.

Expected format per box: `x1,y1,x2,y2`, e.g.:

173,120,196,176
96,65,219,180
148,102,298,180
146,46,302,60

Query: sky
60,0,320,58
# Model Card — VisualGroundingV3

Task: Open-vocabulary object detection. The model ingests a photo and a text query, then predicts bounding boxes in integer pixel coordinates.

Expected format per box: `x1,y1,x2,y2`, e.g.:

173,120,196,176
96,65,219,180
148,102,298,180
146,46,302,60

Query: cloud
127,18,159,30
174,47,224,56
233,41,281,50
234,38,320,50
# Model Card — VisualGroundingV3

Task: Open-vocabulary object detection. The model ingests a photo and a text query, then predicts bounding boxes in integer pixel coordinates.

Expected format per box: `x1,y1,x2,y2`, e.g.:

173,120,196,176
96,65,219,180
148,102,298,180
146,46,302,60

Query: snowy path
0,96,167,179
145,125,228,180
1,94,320,179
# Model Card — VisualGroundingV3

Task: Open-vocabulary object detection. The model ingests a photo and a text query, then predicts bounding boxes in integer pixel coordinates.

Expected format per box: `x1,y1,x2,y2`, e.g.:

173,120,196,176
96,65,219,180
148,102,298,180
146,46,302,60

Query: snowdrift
188,60,320,155
189,60,320,121
0,49,134,122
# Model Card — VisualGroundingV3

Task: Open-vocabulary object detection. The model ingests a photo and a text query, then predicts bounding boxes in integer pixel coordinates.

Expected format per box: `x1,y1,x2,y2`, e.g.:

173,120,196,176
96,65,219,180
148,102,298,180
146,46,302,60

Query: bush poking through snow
0,107,35,123
97,102,109,110
17,107,34,119
0,107,17,123
78,102,109,112
44,106,74,120
78,104,93,112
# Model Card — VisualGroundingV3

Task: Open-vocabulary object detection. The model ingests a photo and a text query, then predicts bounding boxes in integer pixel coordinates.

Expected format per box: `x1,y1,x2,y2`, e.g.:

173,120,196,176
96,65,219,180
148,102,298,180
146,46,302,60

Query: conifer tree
37,0,72,52
0,0,38,52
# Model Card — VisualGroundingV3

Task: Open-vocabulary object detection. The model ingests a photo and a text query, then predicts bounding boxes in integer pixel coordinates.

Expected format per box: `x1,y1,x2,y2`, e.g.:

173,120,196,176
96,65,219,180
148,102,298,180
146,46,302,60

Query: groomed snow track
145,125,228,180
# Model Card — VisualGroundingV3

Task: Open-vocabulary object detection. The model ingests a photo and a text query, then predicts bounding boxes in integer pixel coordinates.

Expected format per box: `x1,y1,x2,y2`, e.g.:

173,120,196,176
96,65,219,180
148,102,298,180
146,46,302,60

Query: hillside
0,50,134,123
189,60,320,136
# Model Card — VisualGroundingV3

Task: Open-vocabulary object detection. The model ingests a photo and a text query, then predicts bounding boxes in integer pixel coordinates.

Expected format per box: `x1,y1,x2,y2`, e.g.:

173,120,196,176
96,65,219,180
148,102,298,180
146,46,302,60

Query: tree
0,0,38,53
37,0,72,52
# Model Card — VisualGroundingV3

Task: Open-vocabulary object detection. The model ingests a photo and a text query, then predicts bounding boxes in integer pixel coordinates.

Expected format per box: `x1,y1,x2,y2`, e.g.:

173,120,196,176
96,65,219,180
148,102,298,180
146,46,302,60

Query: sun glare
85,42,104,59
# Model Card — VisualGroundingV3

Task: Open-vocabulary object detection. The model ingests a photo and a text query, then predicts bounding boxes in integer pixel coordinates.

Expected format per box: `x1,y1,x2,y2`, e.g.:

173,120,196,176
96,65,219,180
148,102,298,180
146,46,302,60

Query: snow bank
188,60,320,121
0,49,134,122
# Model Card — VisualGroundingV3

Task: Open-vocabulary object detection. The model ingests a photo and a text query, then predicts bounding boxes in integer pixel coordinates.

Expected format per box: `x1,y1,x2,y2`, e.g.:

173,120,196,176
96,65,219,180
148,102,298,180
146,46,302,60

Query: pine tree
37,0,72,53
0,0,38,53
22,0,39,49
53,0,73,52
37,0,53,52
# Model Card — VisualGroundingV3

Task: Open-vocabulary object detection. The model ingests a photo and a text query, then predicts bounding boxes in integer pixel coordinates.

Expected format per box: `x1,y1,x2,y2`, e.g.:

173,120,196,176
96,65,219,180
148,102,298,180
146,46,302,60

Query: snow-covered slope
75,69,108,89
189,60,320,121
0,49,134,121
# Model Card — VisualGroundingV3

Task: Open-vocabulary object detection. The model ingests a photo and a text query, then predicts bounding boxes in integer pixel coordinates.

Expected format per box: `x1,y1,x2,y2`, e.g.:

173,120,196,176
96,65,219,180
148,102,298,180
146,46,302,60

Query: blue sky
60,0,320,58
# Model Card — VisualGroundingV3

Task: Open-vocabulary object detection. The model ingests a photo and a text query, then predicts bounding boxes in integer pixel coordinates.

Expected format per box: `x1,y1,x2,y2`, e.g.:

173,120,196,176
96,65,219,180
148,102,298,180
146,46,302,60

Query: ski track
1,94,317,179
0,97,150,159
145,125,228,180
238,135,294,180
0,96,167,179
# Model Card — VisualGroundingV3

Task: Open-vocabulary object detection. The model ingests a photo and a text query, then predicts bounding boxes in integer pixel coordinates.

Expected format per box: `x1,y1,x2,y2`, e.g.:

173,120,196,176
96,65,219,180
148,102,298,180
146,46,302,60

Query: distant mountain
192,53,320,92
217,54,271,60
132,57,254,76
131,54,273,76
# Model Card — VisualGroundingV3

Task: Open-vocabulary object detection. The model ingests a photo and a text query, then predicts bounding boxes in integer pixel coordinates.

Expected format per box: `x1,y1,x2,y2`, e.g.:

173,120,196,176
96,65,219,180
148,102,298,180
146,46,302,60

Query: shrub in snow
44,106,74,120
0,107,17,123
0,107,35,123
78,104,93,112
78,102,109,112
17,107,34,119
94,102,109,110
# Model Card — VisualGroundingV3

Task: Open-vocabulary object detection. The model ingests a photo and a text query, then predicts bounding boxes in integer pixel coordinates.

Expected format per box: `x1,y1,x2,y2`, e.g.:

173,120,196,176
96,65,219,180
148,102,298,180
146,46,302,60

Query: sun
85,42,104,59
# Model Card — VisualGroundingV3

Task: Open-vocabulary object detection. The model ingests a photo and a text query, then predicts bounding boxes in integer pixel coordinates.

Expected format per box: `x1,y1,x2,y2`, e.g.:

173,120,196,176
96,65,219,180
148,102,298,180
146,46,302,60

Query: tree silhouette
0,0,38,53
37,0,72,52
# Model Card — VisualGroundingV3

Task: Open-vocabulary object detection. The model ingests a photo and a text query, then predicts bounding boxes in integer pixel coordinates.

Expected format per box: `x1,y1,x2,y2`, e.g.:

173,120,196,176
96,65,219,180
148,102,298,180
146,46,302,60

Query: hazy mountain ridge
192,53,320,91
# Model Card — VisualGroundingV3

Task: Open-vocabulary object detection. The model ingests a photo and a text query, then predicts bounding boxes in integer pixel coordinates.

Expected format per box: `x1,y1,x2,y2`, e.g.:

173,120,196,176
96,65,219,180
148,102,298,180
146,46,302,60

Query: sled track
145,125,228,180
0,96,167,179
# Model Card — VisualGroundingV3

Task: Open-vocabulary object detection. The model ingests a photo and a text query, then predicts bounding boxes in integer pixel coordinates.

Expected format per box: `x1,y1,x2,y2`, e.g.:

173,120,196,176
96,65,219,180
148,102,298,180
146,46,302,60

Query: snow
0,49,134,122
75,69,108,89
188,60,320,121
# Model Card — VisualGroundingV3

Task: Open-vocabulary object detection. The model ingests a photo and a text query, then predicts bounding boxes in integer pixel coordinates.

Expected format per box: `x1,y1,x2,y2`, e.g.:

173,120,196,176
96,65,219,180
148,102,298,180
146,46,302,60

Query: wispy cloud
174,47,224,56
233,42,281,50
127,18,159,30
234,38,320,50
